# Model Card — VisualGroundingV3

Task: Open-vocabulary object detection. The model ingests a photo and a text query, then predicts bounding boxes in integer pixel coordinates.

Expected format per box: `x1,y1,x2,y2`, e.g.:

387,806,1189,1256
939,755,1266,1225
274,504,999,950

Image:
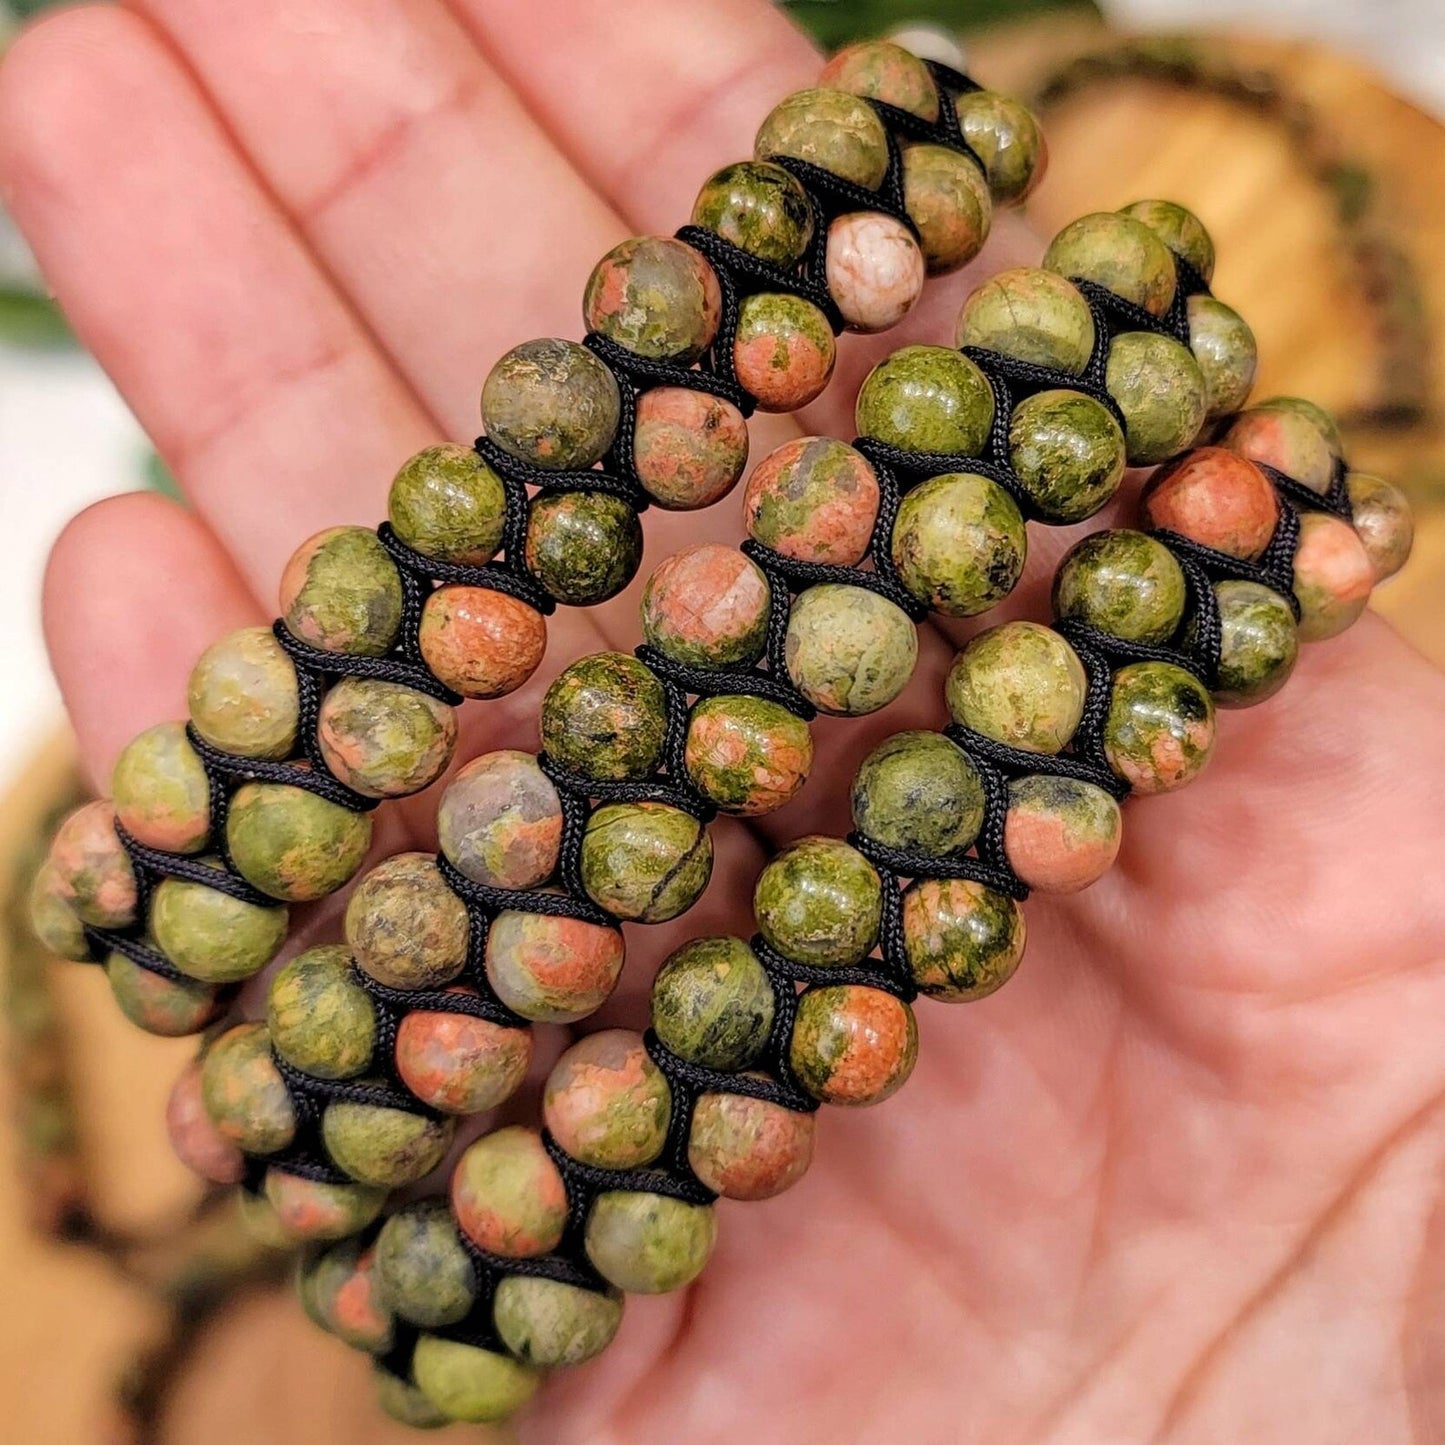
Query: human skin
3,3,1445,1443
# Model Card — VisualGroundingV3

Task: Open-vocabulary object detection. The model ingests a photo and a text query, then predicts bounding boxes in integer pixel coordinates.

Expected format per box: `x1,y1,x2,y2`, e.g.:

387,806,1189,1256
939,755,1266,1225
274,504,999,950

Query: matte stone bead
236,1190,293,1250
584,236,722,363
732,292,836,412
953,90,1048,205
890,470,1026,616
1119,199,1216,281
902,877,1026,1001
412,1337,541,1425
1204,579,1299,707
784,583,918,717
633,387,750,510
651,936,774,1071
855,344,995,455
438,751,562,890
50,801,137,929
684,694,813,816
826,212,926,333
388,443,507,565
851,730,984,856
225,781,371,902
1004,774,1122,894
188,626,300,761
1186,295,1257,418
584,1190,717,1295
480,337,620,470
346,852,469,990
544,1029,671,1169
688,1085,815,1200
1008,387,1127,523
150,863,288,982
375,1200,477,1328
1053,529,1188,645
1347,471,1414,581
375,1371,450,1431
641,545,770,668
316,678,457,799
451,1125,568,1258
581,802,713,923
789,984,917,1106
1043,212,1177,317
818,38,940,120
754,87,890,189
946,621,1088,754
267,944,376,1080
1103,661,1216,794
28,863,91,962
166,1060,245,1185
279,526,403,658
395,994,533,1113
955,266,1095,375
1141,447,1279,560
485,907,625,1023
754,835,881,967
493,1276,624,1369
1255,395,1345,459
743,435,880,566
111,721,210,854
107,953,220,1036
691,160,814,267
525,490,642,606
298,1240,393,1353
1106,332,1209,466
541,652,668,781
1221,405,1335,495
901,142,991,275
417,586,547,700
201,1022,296,1154
264,1170,387,1242
1292,512,1374,641
323,1095,454,1188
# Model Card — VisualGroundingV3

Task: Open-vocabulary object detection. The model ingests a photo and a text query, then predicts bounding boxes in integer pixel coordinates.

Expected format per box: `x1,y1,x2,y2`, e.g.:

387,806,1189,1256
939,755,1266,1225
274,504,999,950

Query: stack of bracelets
25,40,1417,1430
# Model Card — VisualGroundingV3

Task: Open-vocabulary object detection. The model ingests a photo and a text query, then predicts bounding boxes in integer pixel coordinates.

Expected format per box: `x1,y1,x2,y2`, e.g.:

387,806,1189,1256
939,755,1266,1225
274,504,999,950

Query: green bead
754,836,881,967
524,489,642,606
584,236,721,363
784,583,918,717
1187,295,1257,418
112,721,210,854
280,526,403,657
48,801,137,929
388,443,507,565
684,694,813,817
451,1126,568,1259
322,1095,454,1188
584,1190,717,1295
1347,471,1414,582
345,852,469,990
267,943,376,1080
641,545,770,669
789,984,917,1106
953,90,1047,205
412,1336,542,1424
901,142,991,275
946,621,1088,754
1106,332,1209,465
651,936,775,1071
541,652,668,782
580,802,713,923
544,1029,671,1169
691,160,814,267
262,1170,387,1242
150,862,288,983
1119,199,1215,281
375,1201,477,1328
1053,529,1187,645
1203,579,1299,708
437,750,563,890
955,266,1095,375
316,677,457,800
106,952,219,1037
297,1238,394,1352
901,877,1026,1002
855,344,995,455
1007,387,1127,523
225,781,371,902
484,907,624,1024
481,337,621,470
188,626,300,761
755,87,890,190
818,39,940,121
742,435,880,567
28,863,90,962
1043,212,1177,317
851,730,983,856
493,1275,624,1369
374,1371,450,1431
687,1086,815,1200
201,1022,296,1154
1103,661,1216,794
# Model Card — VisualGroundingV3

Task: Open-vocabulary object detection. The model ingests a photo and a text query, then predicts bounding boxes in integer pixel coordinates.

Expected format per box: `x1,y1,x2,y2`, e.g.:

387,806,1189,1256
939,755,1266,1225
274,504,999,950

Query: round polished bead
374,1372,450,1431
1053,529,1187,645
584,236,721,363
316,678,456,799
50,801,137,929
437,750,562,890
28,864,90,962
825,212,926,333
641,545,770,668
1292,511,1374,641
901,142,990,274
1119,199,1216,281
388,444,506,565
107,953,220,1036
1103,661,1217,794
201,1022,296,1154
480,337,620,470
688,1086,815,1201
584,1191,717,1295
411,1337,540,1424
953,90,1047,204
485,908,625,1023
684,694,813,816
1141,447,1279,560
691,160,814,267
1255,395,1345,458
633,387,750,510
267,944,376,1080
902,877,1025,1001
417,586,546,700
755,87,890,189
851,730,984,856
225,781,371,902
743,435,880,566
819,38,939,120
544,1029,671,1170
262,1171,386,1242
322,1096,454,1189
280,526,402,657
188,626,300,761
451,1125,568,1258
395,994,533,1113
1004,775,1122,894
855,344,995,455
1347,472,1414,581
946,621,1088,754
166,1060,245,1184
955,266,1095,374
1187,295,1257,418
1043,212,1177,317
754,835,881,968
784,583,918,716
1106,332,1209,465
298,1239,393,1353
524,489,642,606
732,292,836,412
112,722,210,854
580,802,713,923
1206,579,1299,707
493,1276,624,1369
652,936,774,1071
1008,388,1128,522
790,984,917,1106
375,1201,477,1328
1221,405,1335,495
150,864,287,982
346,852,469,990
541,652,668,781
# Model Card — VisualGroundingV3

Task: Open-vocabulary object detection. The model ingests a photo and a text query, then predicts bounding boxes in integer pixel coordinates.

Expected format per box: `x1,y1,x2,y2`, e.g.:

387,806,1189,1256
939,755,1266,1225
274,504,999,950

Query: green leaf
780,0,1098,50
0,285,74,348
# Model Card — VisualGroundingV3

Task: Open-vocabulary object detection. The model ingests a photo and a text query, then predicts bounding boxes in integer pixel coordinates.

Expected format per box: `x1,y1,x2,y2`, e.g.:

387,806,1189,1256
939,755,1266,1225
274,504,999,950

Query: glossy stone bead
1103,661,1216,794
485,908,625,1024
323,1096,453,1189
493,1276,624,1369
732,292,836,412
316,678,457,799
784,583,917,717
280,526,403,658
1292,511,1374,642
49,801,138,929
1119,199,1216,281
743,435,880,566
651,936,774,1071
901,142,991,274
818,38,940,120
1004,775,1122,894
451,1125,568,1258
541,652,668,781
953,90,1047,204
754,836,881,968
480,337,620,470
789,984,917,1106
851,730,984,856
263,1170,387,1242
150,865,288,982
267,944,376,1080
902,877,1025,1002
201,1022,296,1154
1043,212,1177,317
1106,332,1209,466
580,802,713,923
106,953,220,1036
685,694,813,816
544,1029,671,1170
524,489,642,607
374,1371,450,1431
1221,405,1335,495
826,212,926,333
688,1086,815,1200
166,1060,245,1184
1186,295,1257,418
691,160,814,267
375,1200,477,1328
1347,471,1414,581
955,267,1095,375
946,621,1088,754
633,387,750,510
437,750,562,890
395,995,533,1113
755,87,890,189
298,1240,393,1353
388,443,506,565
1140,447,1279,560
1206,580,1299,707
890,471,1026,616
346,852,469,990
584,236,722,363
1007,388,1127,523
1053,529,1187,645
584,1190,717,1295
417,586,547,700
412,1337,541,1425
855,344,995,455
188,626,300,761
111,722,210,854
641,545,770,668
1255,395,1345,458
28,864,90,962
225,781,371,902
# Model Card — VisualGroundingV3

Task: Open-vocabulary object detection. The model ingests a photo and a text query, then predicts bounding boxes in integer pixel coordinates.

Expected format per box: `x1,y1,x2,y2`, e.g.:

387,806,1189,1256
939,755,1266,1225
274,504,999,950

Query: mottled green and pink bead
632,387,749,510
826,211,926,333
544,1029,671,1170
1141,448,1279,560
902,877,1026,1001
1008,388,1127,523
584,1190,717,1295
105,953,219,1036
732,292,836,411
493,1276,624,1368
901,142,990,274
417,586,547,700
485,907,625,1023
642,545,770,668
49,801,137,928
819,39,940,121
581,802,713,923
789,984,917,1107
688,1085,814,1200
28,862,91,962
684,694,813,816
1043,212,1177,317
480,337,620,470
298,1239,393,1353
1347,472,1414,582
166,1059,245,1184
187,626,300,760
394,994,533,1113
651,936,775,1071
375,1200,477,1327
856,344,995,455
755,87,890,189
316,677,457,799
1120,199,1215,281
437,750,562,890
111,722,210,854
1004,775,1122,894
691,160,814,267
1106,332,1208,466
583,236,721,363
279,526,403,657
953,90,1047,204
524,489,642,606
956,267,1095,375
1103,661,1216,794
1291,511,1374,641
388,443,506,565
744,436,880,566
322,1094,454,1189
541,652,667,782
345,852,469,990
754,836,881,967
946,622,1087,754
267,944,376,1080
1186,295,1257,418
150,863,288,982
1053,529,1187,645
1222,404,1335,495
224,781,371,902
201,1021,296,1155
451,1125,568,1258
1203,579,1299,707
851,730,983,856
784,583,917,716
262,1170,387,1242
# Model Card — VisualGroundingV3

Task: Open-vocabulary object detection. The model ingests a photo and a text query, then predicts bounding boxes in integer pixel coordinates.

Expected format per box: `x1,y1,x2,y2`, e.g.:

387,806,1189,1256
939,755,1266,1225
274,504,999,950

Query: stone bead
1106,332,1209,466
28,863,90,962
111,722,210,854
855,344,995,455
1004,775,1122,894
580,802,713,923
346,852,469,990
395,994,533,1113
902,877,1026,1001
225,781,371,902
493,1276,624,1369
485,908,625,1024
789,985,917,1106
688,1085,815,1200
890,471,1026,616
584,236,721,363
755,87,890,190
1347,472,1414,581
412,1337,541,1425
1053,529,1188,645
953,89,1047,205
437,750,562,890
651,936,775,1071
375,1200,477,1328
955,266,1095,375
946,621,1088,754
540,652,668,782
851,730,984,856
1255,395,1345,458
641,545,770,668
107,953,220,1036
480,337,620,470
1008,388,1128,523
388,444,506,565
298,1240,393,1353
743,435,880,567
818,38,940,120
201,1022,296,1154
166,1060,245,1185
1221,405,1335,495
1119,199,1216,281
524,489,642,606
374,1371,450,1431
684,694,813,817
584,1190,717,1295
544,1029,671,1170
826,212,926,333
1292,511,1374,642
1186,295,1257,418
263,1170,387,1242
451,1125,568,1258
418,585,547,700
1103,661,1217,794
50,801,137,929
1043,212,1177,317
754,836,881,968
279,526,403,658
267,944,376,1080
1206,579,1299,707
150,864,288,983
784,583,918,717
633,387,750,510
1140,447,1279,560
323,1095,454,1189
732,292,836,412
316,678,457,800
236,1191,293,1250
901,142,991,275
188,626,300,761
691,160,814,267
